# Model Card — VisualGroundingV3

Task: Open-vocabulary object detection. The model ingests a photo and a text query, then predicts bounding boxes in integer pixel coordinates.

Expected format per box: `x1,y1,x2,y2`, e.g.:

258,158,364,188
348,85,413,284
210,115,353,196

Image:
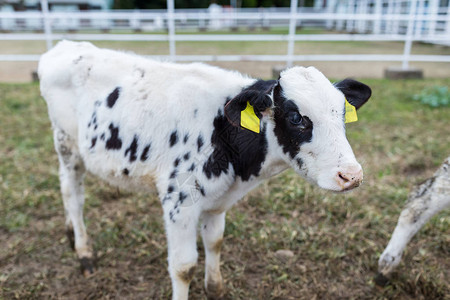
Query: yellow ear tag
344,98,358,123
240,102,260,133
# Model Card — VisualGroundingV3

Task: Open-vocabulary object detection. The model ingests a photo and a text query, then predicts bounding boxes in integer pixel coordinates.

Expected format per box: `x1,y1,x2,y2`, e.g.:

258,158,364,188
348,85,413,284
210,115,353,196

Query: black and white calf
39,40,371,300
377,157,449,285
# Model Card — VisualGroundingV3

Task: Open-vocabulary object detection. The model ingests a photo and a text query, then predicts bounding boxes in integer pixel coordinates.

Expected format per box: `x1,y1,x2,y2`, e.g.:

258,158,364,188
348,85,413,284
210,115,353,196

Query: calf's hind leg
54,129,95,277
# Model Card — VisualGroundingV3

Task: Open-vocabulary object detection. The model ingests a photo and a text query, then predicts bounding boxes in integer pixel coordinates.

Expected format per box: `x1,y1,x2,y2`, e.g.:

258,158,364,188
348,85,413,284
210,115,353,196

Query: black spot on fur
170,169,178,179
224,80,275,128
183,134,189,144
179,192,187,204
88,112,98,129
106,123,122,150
90,137,97,149
183,152,190,161
140,144,151,161
169,131,178,147
73,56,83,64
124,135,139,163
100,133,105,141
272,84,313,159
106,87,121,108
123,168,129,175
168,185,174,193
188,163,195,172
296,158,303,169
203,99,268,181
197,135,204,152
169,210,175,223
411,176,435,199
194,109,198,118
135,68,145,78
195,180,206,196
174,158,181,167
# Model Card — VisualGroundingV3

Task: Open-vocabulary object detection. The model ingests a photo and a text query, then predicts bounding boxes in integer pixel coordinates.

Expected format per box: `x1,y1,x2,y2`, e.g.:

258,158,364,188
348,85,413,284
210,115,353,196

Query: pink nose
336,167,363,191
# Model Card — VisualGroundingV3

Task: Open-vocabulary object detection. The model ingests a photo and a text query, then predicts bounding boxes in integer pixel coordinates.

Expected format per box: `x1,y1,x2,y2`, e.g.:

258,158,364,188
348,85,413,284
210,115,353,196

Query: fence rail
0,0,449,70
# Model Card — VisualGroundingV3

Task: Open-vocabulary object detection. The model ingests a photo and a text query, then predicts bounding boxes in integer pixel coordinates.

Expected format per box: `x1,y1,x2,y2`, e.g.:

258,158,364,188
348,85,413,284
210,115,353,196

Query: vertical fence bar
447,1,450,37
357,0,367,33
386,0,394,34
415,0,425,38
167,0,176,61
428,0,438,36
402,0,418,70
346,0,356,32
40,0,53,50
286,0,298,68
374,0,382,34
325,0,335,30
393,0,400,34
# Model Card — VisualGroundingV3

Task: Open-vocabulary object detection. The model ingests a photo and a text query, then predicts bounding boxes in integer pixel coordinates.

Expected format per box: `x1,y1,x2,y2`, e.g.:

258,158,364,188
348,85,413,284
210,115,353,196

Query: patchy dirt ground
0,79,449,298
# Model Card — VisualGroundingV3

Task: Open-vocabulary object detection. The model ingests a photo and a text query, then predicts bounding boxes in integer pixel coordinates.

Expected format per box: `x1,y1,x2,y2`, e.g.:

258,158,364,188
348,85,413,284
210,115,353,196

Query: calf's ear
335,78,372,110
224,84,276,128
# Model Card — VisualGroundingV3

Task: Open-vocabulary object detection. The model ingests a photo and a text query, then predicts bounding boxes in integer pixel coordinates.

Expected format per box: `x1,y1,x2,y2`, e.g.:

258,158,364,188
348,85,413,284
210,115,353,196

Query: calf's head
226,66,371,192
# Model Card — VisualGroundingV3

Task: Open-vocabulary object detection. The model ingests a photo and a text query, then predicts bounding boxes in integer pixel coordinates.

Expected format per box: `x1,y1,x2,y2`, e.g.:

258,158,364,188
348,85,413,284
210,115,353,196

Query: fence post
40,0,53,50
402,0,418,70
167,0,176,61
286,0,298,68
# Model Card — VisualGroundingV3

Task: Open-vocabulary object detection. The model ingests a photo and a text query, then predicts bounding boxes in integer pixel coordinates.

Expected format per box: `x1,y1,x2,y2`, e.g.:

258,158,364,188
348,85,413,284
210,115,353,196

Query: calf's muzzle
335,165,363,191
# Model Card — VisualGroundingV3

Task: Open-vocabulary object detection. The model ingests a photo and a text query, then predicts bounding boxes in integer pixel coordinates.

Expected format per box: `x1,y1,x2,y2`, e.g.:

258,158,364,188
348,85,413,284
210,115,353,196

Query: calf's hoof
374,272,390,287
79,257,96,278
206,280,225,300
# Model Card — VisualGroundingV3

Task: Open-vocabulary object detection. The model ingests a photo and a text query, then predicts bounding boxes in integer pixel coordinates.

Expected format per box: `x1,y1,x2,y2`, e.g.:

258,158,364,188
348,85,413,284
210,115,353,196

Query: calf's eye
288,111,302,125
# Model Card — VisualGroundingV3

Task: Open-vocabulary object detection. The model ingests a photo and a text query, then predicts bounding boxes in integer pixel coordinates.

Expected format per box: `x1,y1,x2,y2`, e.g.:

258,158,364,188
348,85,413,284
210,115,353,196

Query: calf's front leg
378,168,450,279
164,202,200,300
201,212,226,299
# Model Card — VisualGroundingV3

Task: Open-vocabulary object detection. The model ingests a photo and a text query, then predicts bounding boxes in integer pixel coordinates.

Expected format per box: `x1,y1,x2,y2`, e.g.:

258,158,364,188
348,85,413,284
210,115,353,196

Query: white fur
39,41,366,299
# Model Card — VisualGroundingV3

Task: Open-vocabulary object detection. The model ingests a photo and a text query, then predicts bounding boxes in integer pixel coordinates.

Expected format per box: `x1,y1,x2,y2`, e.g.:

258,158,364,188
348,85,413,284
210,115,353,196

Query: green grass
0,79,449,299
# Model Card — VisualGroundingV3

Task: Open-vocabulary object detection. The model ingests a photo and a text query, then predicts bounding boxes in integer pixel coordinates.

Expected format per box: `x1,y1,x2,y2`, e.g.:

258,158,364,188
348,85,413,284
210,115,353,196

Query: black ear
224,82,276,127
335,78,372,110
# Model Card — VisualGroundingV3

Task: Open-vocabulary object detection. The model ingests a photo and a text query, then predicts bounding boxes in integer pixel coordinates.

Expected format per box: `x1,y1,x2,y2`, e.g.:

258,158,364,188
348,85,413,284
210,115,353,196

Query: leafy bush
412,86,450,107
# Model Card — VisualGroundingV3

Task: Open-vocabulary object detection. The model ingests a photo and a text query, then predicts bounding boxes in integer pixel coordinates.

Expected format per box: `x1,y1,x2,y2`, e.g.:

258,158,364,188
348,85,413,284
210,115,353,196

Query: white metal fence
0,0,449,69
